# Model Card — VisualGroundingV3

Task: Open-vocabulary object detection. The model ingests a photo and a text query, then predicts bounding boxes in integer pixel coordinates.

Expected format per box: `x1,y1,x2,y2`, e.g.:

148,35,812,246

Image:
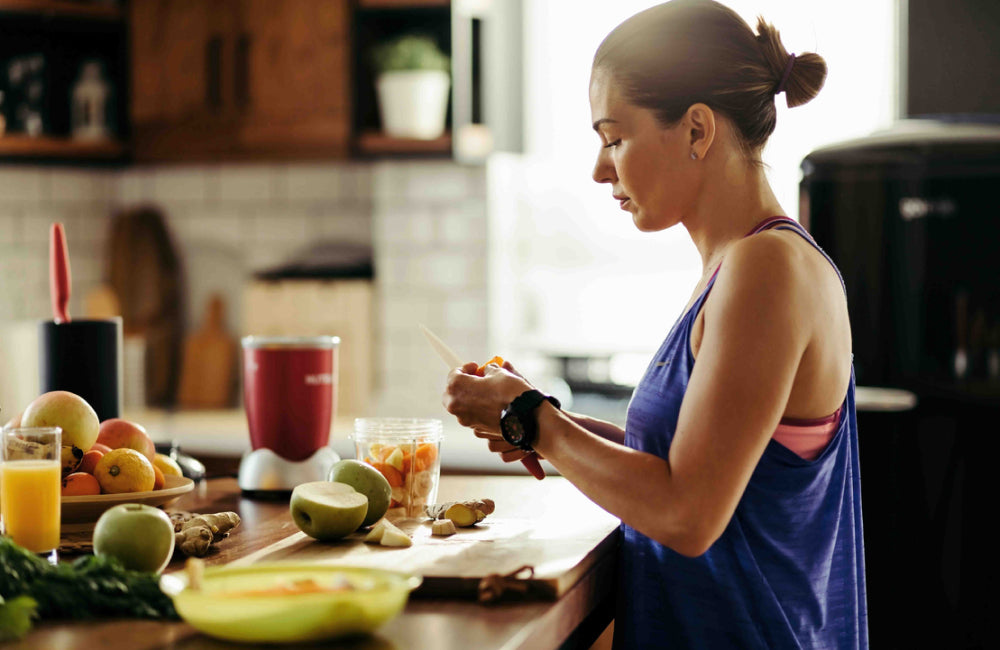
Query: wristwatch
500,389,561,451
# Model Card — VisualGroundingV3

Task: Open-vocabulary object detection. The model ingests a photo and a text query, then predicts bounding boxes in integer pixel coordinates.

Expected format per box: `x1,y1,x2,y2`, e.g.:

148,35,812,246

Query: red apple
91,442,112,454
95,419,155,463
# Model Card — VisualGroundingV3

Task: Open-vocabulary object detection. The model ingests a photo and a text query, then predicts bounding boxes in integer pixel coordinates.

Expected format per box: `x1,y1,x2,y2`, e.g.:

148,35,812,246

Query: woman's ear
685,103,716,159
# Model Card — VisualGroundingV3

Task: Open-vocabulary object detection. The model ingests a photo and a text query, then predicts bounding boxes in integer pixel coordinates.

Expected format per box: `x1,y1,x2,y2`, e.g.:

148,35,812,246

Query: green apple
290,481,368,541
327,459,392,527
93,503,176,574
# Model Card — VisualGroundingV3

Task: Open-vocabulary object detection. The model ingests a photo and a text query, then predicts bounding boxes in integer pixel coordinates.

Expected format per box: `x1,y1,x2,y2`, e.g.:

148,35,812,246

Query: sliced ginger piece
432,519,457,536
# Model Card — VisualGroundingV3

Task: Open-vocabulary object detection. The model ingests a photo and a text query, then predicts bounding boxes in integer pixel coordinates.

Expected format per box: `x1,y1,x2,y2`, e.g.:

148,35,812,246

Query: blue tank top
615,217,868,649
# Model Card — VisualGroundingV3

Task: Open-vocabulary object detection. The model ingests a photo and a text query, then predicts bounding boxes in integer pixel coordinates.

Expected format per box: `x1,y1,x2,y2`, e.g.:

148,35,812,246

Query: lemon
94,448,156,494
153,453,184,478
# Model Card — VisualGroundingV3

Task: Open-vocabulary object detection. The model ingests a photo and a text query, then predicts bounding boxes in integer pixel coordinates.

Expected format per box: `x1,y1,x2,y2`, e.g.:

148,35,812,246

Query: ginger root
425,499,495,527
173,511,241,557
431,519,457,536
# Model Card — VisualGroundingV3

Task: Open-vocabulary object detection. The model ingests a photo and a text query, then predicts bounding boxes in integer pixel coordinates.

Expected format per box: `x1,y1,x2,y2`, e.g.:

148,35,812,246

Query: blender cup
353,418,442,518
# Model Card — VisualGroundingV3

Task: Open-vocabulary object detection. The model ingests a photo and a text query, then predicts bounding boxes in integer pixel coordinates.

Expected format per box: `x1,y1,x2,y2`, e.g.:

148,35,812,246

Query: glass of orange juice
1,426,62,557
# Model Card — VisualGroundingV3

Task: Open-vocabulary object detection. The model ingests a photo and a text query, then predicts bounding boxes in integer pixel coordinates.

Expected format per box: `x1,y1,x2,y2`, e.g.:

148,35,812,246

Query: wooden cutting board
230,477,621,601
107,207,183,406
177,294,237,409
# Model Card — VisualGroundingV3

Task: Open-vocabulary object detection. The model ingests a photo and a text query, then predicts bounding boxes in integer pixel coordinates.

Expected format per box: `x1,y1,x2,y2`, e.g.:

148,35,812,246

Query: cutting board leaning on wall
106,206,184,407
177,293,237,409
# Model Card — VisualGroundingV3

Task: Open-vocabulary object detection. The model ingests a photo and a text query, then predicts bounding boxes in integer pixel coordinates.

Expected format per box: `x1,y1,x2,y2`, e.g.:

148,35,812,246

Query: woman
443,1,867,647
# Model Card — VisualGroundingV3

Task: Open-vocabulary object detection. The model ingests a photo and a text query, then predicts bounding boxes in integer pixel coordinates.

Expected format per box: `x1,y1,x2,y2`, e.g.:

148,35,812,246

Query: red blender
238,336,341,494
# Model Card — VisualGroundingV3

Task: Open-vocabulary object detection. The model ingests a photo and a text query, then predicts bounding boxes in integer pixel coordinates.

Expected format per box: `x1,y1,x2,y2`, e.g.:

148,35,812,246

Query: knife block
39,317,123,421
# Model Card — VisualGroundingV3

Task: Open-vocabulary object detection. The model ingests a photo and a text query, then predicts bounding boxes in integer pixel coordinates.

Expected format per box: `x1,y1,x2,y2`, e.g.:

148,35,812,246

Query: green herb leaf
0,537,178,627
0,595,39,641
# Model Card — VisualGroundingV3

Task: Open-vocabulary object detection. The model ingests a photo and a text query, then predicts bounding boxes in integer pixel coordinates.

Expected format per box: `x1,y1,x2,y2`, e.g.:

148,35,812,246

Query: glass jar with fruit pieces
353,418,442,519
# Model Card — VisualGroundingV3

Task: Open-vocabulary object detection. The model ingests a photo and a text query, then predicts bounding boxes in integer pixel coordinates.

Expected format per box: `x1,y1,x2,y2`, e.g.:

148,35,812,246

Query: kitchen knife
50,222,71,323
419,324,546,480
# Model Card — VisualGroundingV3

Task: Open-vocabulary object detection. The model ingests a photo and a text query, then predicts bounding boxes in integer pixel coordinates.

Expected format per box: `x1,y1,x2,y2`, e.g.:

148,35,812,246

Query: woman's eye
603,139,621,149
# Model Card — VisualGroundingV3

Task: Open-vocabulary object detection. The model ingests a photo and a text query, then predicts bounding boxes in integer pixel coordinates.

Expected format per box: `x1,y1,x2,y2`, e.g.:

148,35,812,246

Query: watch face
501,410,526,446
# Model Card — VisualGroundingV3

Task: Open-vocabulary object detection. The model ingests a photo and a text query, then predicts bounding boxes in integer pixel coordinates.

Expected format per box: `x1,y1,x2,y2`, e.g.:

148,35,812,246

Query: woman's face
589,68,699,232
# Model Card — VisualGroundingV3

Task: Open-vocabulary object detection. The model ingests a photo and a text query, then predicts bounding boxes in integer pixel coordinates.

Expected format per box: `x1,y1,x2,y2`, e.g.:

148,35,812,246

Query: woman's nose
592,152,616,184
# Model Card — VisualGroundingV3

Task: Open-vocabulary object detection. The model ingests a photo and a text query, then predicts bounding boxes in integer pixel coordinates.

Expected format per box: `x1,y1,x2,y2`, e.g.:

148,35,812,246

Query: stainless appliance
801,120,1000,649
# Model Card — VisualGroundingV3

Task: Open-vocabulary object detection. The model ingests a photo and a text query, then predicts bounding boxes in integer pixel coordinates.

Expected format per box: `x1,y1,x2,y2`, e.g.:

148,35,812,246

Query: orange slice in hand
476,356,504,376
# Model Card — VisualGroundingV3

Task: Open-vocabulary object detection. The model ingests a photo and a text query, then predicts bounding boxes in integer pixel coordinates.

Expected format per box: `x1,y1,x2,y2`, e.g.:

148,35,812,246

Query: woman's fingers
472,428,502,441
500,449,529,463
487,439,517,453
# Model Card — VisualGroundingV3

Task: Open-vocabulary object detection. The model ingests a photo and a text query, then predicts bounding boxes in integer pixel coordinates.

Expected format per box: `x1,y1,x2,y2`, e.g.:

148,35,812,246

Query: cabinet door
235,0,350,157
130,0,239,160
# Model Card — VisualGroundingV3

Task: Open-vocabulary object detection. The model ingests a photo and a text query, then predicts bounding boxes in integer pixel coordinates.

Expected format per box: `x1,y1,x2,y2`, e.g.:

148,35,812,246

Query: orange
78,449,104,475
94,448,156,494
62,472,101,496
152,464,166,490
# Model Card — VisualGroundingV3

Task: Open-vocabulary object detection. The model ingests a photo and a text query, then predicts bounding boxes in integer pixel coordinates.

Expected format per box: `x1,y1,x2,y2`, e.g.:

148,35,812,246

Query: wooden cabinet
0,0,129,164
130,0,350,162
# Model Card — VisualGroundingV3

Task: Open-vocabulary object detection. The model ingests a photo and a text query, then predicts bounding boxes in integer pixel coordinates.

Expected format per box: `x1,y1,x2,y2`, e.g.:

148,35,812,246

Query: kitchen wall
0,161,489,421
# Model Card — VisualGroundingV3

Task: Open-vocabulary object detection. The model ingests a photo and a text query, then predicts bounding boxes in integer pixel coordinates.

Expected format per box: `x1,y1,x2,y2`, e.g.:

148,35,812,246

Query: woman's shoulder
706,226,833,324
720,229,807,292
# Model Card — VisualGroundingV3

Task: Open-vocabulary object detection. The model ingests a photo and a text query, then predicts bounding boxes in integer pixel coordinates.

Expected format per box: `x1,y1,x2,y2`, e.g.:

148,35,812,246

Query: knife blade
419,323,463,369
419,323,546,480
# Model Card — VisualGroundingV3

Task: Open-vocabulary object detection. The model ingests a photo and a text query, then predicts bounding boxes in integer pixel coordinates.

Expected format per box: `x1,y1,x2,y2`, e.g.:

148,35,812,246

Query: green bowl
160,563,422,643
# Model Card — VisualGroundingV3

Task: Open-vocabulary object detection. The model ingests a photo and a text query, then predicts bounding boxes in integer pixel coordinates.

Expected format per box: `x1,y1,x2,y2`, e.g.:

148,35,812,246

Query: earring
690,152,697,160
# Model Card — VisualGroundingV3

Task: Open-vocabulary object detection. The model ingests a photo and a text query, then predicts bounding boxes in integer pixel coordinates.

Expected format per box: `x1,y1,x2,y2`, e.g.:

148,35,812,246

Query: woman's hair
593,0,827,156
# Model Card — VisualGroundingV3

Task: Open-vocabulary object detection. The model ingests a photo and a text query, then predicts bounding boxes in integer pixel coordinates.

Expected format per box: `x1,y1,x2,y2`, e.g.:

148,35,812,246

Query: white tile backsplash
218,165,277,203
149,167,212,203
1,159,489,422
0,169,45,202
0,209,22,244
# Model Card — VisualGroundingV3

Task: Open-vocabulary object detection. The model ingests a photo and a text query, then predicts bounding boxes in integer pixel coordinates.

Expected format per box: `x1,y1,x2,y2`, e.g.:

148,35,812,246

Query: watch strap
503,389,561,451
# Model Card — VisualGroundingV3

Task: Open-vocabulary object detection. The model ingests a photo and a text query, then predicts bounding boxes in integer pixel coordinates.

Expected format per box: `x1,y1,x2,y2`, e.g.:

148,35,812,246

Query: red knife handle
521,453,546,480
50,223,71,323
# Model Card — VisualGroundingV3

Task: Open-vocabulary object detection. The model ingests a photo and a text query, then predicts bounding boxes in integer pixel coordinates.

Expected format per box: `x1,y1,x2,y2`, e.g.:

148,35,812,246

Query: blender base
238,446,341,495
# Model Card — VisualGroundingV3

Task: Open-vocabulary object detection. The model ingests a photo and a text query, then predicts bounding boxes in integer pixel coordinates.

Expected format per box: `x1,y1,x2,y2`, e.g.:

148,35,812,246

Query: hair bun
755,17,827,108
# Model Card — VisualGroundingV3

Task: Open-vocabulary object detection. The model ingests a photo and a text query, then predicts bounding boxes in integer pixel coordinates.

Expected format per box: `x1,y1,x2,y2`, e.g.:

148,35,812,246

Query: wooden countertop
13,475,620,650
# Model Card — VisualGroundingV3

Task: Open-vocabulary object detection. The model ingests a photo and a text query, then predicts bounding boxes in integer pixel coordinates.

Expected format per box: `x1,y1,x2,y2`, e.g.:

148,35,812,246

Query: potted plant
370,34,450,140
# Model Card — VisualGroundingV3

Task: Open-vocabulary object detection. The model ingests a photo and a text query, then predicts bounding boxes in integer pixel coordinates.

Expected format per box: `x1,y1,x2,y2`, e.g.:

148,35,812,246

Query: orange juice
0,459,61,552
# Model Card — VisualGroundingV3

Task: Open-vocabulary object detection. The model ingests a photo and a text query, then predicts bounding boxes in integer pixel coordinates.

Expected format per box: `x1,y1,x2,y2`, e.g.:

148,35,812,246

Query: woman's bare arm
446,236,815,557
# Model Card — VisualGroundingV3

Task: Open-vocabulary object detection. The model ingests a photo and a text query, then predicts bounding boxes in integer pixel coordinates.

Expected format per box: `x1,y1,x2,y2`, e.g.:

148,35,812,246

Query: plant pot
375,70,450,140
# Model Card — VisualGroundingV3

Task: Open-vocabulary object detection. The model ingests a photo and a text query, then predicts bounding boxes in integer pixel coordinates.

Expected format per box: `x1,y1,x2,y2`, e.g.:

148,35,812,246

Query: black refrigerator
801,120,1000,650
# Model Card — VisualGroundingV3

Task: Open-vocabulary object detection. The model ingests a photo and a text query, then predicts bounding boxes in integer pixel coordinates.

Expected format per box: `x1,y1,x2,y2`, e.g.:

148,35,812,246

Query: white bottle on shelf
71,60,112,140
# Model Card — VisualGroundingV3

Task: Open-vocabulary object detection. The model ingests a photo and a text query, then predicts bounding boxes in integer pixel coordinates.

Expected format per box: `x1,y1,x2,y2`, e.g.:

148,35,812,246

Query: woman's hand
442,361,532,435
472,428,544,463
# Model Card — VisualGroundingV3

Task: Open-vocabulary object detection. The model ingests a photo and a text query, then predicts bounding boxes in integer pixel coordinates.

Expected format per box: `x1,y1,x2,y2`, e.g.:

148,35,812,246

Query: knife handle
50,223,71,323
521,453,546,480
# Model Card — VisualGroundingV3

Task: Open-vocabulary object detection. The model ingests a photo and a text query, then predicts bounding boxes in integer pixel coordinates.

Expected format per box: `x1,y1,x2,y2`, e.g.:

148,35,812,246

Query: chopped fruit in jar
414,444,438,472
371,462,403,488
413,471,435,499
385,447,405,472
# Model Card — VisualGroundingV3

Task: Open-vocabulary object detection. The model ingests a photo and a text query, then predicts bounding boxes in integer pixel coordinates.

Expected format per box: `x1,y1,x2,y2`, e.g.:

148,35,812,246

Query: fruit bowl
61,474,194,526
159,563,422,643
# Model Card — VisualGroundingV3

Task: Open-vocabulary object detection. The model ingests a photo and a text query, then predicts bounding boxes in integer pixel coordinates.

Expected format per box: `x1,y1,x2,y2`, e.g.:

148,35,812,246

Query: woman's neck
683,152,785,274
